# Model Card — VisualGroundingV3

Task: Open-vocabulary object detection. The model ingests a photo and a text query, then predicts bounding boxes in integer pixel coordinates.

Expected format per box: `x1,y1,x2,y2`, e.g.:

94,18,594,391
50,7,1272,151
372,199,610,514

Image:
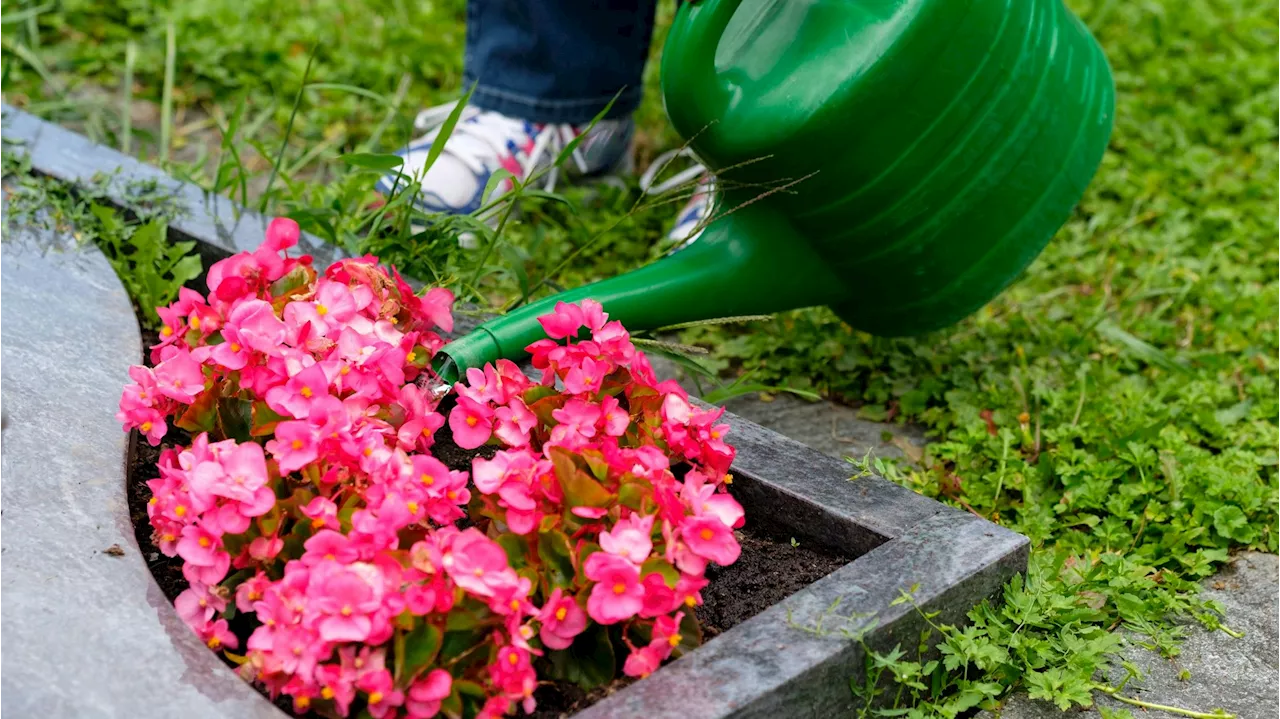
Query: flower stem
1095,684,1235,718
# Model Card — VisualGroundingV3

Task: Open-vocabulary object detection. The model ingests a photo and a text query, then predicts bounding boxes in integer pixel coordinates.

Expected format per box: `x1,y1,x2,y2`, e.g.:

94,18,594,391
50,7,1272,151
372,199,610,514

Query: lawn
2,0,1276,716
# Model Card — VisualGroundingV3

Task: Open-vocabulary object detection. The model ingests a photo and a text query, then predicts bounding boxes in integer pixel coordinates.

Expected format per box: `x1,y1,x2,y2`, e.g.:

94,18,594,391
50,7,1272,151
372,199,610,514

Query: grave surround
0,104,1028,718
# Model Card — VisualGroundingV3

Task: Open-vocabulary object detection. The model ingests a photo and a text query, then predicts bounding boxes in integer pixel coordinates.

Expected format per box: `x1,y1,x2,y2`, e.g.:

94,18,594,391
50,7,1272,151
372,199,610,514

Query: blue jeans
465,0,660,124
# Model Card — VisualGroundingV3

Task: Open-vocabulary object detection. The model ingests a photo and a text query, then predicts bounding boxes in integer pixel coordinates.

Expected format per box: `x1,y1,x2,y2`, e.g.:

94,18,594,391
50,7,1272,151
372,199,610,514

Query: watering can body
437,0,1114,378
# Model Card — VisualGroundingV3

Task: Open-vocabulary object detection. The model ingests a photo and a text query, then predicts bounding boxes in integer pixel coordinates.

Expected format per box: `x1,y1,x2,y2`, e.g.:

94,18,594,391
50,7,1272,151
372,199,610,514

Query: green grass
2,0,1276,716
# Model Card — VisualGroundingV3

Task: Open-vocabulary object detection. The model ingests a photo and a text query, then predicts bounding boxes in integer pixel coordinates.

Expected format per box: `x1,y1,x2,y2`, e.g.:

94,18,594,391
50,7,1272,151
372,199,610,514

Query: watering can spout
435,204,842,383
437,0,1115,379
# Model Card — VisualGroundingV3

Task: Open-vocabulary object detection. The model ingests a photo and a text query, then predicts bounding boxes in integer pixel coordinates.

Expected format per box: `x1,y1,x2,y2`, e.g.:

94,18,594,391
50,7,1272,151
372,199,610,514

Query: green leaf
251,401,289,437
550,448,614,508
537,529,576,589
1212,506,1257,543
497,533,529,568
640,557,679,586
545,623,616,689
420,84,475,180
339,152,404,171
1214,399,1254,426
398,621,443,682
1096,320,1190,374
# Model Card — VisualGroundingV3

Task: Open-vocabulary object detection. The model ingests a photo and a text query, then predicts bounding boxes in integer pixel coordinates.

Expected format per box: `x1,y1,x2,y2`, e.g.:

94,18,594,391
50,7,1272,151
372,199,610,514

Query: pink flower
265,363,330,419
584,552,643,624
538,589,587,650
199,618,239,652
176,525,230,585
600,513,655,564
448,396,494,449
175,581,226,631
444,529,518,600
304,530,360,565
266,420,318,473
682,472,746,529
564,356,609,395
249,535,284,561
310,562,384,643
493,399,537,447
599,395,630,436
579,299,608,332
623,645,662,678
229,298,288,353
537,301,586,339
418,287,455,333
551,398,601,437
681,515,741,566
356,668,404,719
405,669,452,719
208,324,252,370
264,217,300,252
301,496,340,531
154,349,205,403
640,572,678,617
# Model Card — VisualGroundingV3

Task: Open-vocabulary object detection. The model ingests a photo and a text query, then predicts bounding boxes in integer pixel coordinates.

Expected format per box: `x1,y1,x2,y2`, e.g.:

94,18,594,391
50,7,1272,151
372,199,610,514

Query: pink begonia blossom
265,362,331,419
536,301,586,339
599,513,655,564
493,399,537,447
154,348,205,403
356,668,405,719
301,496,340,531
584,552,643,624
266,420,318,473
304,529,360,566
229,298,288,353
310,562,384,643
537,589,588,650
681,515,741,566
444,529,518,600
448,396,494,449
405,669,452,719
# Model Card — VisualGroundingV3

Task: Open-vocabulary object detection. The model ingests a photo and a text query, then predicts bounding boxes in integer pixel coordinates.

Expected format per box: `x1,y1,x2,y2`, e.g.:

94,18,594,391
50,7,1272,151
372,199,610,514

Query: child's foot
640,148,715,255
376,101,634,216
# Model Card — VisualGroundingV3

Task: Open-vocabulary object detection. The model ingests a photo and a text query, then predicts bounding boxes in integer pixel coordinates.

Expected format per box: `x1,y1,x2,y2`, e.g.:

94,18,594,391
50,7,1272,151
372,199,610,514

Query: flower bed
118,219,850,718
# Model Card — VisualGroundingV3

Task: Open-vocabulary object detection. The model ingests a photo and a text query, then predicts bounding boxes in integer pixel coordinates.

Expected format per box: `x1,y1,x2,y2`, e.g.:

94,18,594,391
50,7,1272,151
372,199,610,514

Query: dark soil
126,331,851,718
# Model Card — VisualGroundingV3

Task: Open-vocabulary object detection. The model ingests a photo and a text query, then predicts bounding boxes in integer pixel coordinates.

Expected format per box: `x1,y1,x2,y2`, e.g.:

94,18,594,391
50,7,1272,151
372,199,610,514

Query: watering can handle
663,0,744,125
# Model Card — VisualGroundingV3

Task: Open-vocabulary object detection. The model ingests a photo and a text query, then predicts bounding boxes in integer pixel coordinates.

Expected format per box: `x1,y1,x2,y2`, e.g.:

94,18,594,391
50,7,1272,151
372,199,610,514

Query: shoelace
412,101,591,199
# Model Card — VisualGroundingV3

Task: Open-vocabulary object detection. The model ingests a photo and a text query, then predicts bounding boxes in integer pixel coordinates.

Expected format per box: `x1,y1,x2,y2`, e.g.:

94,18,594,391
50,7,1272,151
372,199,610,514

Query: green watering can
436,0,1115,381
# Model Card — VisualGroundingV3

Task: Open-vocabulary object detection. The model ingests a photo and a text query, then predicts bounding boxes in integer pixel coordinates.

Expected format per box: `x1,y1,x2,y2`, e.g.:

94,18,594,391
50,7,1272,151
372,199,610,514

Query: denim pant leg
464,0,659,124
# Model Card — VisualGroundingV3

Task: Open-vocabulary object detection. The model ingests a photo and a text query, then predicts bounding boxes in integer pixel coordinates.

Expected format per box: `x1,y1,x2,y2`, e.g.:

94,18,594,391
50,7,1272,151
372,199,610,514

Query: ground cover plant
3,0,1277,716
114,220,745,717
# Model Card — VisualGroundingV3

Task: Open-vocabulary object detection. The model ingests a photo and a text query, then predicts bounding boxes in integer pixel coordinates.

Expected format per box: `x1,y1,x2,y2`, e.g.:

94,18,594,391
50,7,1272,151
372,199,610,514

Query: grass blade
120,40,136,155
159,20,175,165
1096,319,1190,374
421,83,475,179
260,45,318,213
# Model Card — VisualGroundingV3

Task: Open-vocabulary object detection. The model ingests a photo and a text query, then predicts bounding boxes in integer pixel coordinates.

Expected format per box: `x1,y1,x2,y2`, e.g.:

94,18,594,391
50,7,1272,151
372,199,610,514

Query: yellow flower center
684,596,696,607
324,553,335,561
291,439,303,450
339,365,350,376
555,607,567,621
296,697,311,710
140,421,153,433
613,582,626,595
362,447,373,457
466,416,478,427
161,325,174,337
407,501,419,514
161,533,176,543
206,636,221,649
230,343,242,352
723,474,734,485
711,431,721,440
509,599,520,610
446,490,457,500
420,474,435,486
311,518,327,529
198,537,211,548
174,505,187,517
300,386,313,398
699,528,714,541
315,304,329,316
421,426,432,436
189,316,201,330
321,687,335,700
473,568,484,576
406,350,417,363
668,633,682,647
341,606,353,617
148,497,157,506
507,652,519,665
368,691,383,705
